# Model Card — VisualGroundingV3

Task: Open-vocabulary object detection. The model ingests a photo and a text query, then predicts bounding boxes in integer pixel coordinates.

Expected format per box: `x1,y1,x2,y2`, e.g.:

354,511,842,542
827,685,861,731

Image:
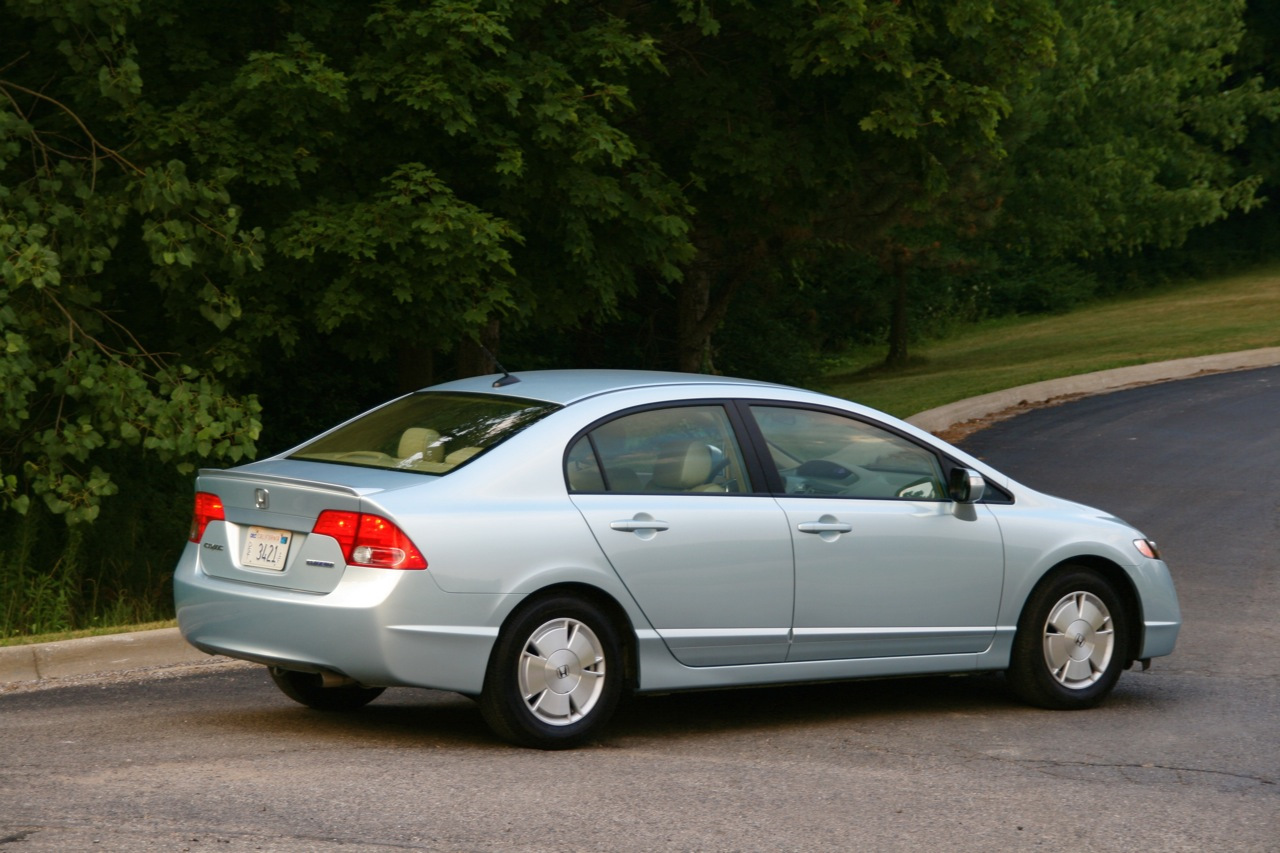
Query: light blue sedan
175,370,1181,748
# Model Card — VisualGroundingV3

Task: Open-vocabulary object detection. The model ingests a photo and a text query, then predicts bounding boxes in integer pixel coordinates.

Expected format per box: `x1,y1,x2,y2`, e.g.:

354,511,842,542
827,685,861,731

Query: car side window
750,406,946,500
566,405,752,493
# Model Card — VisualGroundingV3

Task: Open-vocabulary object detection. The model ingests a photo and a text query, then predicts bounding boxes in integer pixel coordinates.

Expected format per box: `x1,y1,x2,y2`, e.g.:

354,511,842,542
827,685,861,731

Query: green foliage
981,262,1101,316
0,458,186,637
0,509,72,636
999,0,1280,258
635,0,1061,369
134,0,696,374
1,0,265,524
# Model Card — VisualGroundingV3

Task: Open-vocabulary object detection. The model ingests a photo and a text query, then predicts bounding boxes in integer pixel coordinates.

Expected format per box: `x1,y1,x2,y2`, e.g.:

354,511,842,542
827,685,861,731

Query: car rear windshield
289,392,559,475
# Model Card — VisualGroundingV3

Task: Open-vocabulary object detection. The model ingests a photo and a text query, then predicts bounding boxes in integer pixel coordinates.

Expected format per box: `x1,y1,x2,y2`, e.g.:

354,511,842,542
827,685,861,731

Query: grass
820,265,1280,417
0,620,177,647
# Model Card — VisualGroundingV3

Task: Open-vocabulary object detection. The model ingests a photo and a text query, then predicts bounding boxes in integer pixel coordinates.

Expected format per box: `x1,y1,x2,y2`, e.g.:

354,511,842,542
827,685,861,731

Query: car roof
424,369,790,406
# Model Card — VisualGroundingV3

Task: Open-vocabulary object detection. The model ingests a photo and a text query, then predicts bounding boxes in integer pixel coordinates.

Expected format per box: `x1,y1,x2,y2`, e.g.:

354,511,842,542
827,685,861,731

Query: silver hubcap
1042,591,1114,689
518,618,606,726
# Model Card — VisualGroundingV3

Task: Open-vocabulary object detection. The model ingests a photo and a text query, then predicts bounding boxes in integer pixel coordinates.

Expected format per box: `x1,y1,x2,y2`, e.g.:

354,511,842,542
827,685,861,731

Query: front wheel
1007,568,1129,710
268,667,386,712
480,596,623,749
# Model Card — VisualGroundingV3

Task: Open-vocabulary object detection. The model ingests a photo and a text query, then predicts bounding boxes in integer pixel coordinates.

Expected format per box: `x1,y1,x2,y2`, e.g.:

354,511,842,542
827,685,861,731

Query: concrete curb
905,347,1280,435
4,347,1279,689
0,628,211,686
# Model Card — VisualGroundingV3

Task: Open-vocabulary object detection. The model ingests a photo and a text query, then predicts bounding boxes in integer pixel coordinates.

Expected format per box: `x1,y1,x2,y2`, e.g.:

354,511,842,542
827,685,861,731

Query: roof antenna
477,341,520,387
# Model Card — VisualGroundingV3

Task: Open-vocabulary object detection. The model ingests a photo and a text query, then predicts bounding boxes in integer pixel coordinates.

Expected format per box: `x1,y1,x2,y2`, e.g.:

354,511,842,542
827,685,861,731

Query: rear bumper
174,543,513,695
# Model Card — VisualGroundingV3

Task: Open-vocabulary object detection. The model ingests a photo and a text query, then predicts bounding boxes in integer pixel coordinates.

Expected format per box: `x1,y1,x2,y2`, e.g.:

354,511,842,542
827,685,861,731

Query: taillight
189,492,226,542
312,510,427,570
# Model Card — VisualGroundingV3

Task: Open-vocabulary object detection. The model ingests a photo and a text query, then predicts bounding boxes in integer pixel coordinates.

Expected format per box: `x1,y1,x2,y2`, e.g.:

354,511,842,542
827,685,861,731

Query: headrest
650,441,713,490
398,428,444,462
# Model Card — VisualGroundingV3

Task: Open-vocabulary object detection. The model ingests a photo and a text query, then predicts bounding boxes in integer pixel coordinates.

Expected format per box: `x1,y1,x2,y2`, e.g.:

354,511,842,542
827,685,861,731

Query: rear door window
566,405,753,494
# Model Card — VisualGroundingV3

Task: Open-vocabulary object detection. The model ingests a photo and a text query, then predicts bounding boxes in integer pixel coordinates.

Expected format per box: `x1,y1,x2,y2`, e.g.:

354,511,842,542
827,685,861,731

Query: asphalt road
1,368,1277,852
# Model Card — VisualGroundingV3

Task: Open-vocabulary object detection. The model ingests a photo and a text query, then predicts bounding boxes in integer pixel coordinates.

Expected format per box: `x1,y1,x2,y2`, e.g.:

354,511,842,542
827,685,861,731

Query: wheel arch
490,582,640,691
1027,555,1144,665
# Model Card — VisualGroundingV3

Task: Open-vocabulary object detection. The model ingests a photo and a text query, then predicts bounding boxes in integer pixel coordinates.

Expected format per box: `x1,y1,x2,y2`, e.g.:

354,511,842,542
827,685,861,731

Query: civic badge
255,488,269,510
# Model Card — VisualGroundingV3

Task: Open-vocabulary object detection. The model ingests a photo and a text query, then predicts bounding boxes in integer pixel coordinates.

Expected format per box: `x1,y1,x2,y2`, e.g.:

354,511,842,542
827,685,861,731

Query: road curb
5,346,1279,689
905,347,1280,435
0,627,211,687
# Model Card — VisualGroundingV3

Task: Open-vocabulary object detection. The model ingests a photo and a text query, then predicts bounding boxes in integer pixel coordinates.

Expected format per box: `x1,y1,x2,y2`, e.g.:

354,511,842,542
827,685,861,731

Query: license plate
242,526,291,571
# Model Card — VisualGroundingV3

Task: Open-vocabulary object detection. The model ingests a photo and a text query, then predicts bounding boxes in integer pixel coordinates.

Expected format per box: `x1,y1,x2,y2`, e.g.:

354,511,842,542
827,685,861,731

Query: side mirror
948,468,986,503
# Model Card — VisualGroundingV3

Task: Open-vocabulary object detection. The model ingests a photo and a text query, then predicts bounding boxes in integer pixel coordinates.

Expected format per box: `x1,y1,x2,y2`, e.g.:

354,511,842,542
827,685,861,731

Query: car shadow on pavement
185,672,1015,749
183,666,1168,750
609,673,1018,739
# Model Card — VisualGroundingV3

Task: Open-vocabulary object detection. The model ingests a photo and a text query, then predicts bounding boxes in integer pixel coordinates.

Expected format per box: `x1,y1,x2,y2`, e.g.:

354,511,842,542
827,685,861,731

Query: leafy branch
0,78,145,180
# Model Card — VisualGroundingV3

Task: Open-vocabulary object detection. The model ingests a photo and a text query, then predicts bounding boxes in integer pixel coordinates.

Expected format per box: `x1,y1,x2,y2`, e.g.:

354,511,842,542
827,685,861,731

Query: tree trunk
885,254,910,368
676,267,714,373
455,318,503,379
675,232,757,374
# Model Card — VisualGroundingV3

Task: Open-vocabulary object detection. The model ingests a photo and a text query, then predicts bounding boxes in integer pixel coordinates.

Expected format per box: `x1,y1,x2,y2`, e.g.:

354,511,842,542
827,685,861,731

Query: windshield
290,392,558,474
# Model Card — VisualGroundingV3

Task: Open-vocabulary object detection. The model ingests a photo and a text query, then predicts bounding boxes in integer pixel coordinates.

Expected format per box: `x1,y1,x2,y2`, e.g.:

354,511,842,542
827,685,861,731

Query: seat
647,441,714,491
444,446,483,466
603,466,643,492
568,462,606,492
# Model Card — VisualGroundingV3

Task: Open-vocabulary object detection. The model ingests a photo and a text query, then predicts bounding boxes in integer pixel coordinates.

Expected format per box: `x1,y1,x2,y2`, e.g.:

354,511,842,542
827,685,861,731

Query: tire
480,596,623,749
268,666,386,712
1007,567,1129,710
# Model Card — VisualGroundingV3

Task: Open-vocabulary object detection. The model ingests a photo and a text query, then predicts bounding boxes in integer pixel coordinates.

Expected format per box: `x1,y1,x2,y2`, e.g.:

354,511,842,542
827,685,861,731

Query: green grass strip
821,265,1280,417
0,620,178,647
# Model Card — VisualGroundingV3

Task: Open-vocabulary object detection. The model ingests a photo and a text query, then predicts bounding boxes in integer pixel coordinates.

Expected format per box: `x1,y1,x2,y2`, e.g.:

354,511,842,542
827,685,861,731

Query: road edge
0,627,216,688
905,347,1280,436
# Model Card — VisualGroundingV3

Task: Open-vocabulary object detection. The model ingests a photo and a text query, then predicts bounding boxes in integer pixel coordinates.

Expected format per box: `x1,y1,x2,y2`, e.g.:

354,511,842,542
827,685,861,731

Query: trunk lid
195,469,374,594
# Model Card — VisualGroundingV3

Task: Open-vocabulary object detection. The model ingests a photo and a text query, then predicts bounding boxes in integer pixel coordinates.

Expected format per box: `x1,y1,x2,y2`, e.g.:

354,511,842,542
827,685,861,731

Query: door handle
797,521,852,534
797,514,852,541
610,519,670,532
609,514,669,542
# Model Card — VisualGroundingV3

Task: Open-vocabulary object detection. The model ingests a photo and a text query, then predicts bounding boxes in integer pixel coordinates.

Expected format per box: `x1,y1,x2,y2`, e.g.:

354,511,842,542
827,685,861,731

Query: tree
1,0,263,522
816,0,1280,367
137,0,1066,382
2,0,709,516
998,0,1280,259
132,1,697,392
635,0,1061,371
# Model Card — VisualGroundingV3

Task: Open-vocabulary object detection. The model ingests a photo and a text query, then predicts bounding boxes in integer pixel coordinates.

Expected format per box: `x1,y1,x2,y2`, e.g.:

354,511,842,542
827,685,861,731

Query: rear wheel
480,596,622,749
1007,567,1129,709
268,667,385,712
